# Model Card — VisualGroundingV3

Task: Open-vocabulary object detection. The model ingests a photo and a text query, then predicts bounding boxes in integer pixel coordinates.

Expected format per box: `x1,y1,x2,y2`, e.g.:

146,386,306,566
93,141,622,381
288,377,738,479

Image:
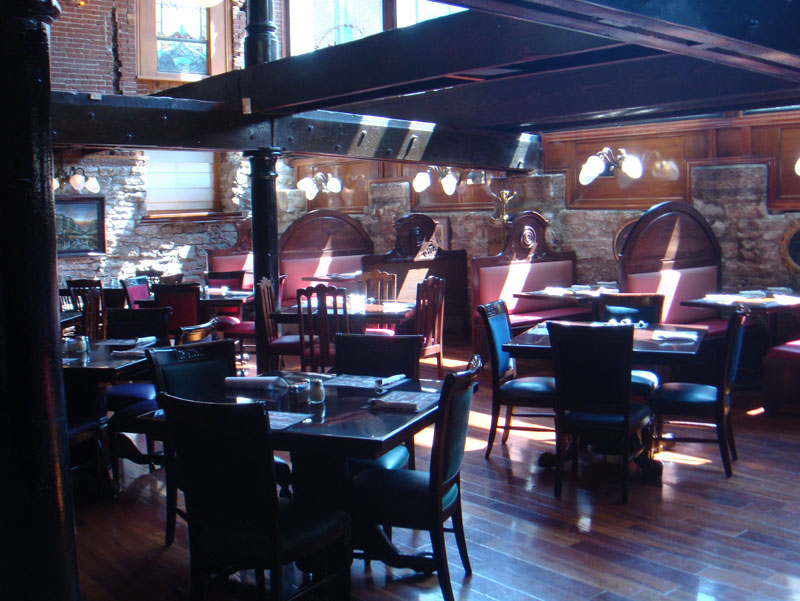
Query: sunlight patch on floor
412,426,485,452
653,450,712,466
466,410,555,442
420,355,468,369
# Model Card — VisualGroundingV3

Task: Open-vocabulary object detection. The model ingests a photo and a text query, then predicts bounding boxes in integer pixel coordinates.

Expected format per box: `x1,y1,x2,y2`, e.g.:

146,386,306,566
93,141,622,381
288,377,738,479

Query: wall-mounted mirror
780,221,800,276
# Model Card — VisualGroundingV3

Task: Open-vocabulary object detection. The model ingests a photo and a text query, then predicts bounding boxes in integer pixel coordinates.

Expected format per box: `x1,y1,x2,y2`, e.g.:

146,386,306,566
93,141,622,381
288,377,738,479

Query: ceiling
53,0,800,170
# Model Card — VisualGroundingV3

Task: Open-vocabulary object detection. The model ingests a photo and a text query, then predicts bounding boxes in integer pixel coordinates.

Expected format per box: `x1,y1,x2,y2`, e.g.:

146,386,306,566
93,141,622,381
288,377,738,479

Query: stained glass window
156,0,208,75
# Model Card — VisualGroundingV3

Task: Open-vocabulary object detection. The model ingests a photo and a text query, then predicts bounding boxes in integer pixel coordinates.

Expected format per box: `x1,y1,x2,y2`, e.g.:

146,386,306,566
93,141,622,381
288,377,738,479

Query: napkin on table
224,376,289,390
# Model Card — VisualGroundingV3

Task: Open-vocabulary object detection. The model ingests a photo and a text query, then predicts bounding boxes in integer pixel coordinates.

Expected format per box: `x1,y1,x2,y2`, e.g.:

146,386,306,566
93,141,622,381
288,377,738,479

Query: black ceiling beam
336,53,800,132
453,0,800,80
51,91,273,151
155,10,623,113
274,110,541,170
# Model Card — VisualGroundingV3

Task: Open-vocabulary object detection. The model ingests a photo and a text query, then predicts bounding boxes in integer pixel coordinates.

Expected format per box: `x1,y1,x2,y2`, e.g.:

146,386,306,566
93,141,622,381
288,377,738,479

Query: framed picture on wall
55,195,106,256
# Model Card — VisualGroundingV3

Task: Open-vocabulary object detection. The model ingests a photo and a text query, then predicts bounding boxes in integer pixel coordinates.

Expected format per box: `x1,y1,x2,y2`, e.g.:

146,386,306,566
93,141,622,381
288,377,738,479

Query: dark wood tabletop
61,339,154,381
503,322,708,364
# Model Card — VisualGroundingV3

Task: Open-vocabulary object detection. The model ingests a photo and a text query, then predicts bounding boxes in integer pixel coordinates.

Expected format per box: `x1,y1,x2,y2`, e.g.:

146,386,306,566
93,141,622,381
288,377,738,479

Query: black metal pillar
245,0,282,374
245,0,279,65
249,148,282,374
1,2,80,600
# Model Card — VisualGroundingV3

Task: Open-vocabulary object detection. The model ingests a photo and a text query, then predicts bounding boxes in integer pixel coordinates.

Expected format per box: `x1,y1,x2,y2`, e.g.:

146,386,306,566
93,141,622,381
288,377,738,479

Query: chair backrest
79,287,104,341
151,283,202,333
547,321,634,418
135,268,164,284
121,276,151,309
429,355,482,502
256,277,280,344
67,278,104,313
146,338,236,399
206,270,245,290
176,318,217,345
355,269,397,303
159,273,184,285
477,300,516,389
297,284,349,371
334,333,423,380
159,393,279,543
721,305,750,396
598,292,665,325
106,307,172,347
415,276,445,350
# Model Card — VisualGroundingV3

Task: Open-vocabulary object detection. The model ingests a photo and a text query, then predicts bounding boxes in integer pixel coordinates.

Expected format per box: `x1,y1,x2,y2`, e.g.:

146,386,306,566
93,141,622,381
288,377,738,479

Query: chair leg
255,569,265,598
430,524,455,601
726,412,738,461
405,438,416,470
554,430,564,498
451,496,471,574
189,555,206,601
621,432,629,504
269,563,282,601
437,351,444,380
716,417,734,477
165,469,177,546
501,405,514,443
485,402,501,459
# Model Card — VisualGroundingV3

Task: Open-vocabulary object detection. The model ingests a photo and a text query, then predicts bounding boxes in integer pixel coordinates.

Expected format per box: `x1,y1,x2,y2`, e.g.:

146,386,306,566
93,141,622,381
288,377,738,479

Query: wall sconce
578,147,643,185
52,166,101,193
412,166,462,196
296,172,342,200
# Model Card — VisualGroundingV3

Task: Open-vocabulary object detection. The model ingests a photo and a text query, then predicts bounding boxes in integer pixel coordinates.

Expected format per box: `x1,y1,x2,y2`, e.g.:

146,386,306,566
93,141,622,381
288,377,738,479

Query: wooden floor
74,347,800,601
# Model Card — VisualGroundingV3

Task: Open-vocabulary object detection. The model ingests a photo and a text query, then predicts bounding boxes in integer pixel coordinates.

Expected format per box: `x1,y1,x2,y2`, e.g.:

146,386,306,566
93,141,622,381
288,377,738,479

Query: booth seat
764,340,800,415
207,252,254,290
625,266,729,337
280,255,365,305
475,259,590,332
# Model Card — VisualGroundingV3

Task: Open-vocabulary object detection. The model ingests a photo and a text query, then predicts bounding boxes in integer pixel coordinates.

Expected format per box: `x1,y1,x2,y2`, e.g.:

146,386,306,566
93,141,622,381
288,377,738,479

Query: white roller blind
146,150,215,212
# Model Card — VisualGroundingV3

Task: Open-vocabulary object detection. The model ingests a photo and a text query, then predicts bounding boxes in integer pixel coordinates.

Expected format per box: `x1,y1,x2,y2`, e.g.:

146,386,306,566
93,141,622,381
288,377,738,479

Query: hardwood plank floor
74,348,800,601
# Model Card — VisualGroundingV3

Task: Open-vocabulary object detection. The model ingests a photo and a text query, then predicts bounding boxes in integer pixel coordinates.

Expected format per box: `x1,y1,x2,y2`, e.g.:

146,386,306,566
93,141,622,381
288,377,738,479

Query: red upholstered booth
471,211,591,353
764,340,800,415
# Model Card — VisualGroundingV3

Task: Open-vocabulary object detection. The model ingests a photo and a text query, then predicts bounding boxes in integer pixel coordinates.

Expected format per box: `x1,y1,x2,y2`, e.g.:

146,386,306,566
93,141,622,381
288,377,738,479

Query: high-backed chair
159,393,351,601
121,276,151,309
67,278,105,340
647,305,750,477
334,333,424,472
349,355,481,601
547,321,652,503
478,300,556,459
414,276,446,379
105,307,172,347
151,282,202,336
355,270,397,335
146,339,290,545
297,284,349,372
256,277,304,370
598,292,665,399
204,269,249,338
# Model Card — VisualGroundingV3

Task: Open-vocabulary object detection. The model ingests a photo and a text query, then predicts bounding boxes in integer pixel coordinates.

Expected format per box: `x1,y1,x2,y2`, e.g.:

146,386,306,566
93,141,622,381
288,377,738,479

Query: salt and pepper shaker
308,378,326,422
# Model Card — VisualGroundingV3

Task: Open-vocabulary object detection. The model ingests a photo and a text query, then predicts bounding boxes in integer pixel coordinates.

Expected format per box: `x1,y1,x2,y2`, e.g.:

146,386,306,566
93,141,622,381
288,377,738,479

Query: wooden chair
159,393,351,601
256,277,304,370
121,276,151,309
205,270,245,290
67,278,105,340
414,276,446,379
349,355,482,601
478,300,556,459
297,284,349,373
647,305,750,477
355,269,397,335
146,339,291,545
151,283,202,336
548,321,652,503
135,268,164,283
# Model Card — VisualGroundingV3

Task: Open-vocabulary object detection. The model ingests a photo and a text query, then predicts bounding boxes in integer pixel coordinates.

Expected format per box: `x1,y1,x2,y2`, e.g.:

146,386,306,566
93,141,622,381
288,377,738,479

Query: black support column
245,0,282,373
1,2,80,600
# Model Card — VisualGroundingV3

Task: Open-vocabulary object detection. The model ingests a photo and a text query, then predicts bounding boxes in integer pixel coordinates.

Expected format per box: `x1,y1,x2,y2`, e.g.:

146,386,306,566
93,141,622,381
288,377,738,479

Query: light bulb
795,157,800,177
326,176,342,194
69,171,85,192
441,171,459,196
84,176,100,194
579,154,605,185
619,151,643,179
412,171,431,193
304,186,319,201
52,177,60,191
297,176,314,192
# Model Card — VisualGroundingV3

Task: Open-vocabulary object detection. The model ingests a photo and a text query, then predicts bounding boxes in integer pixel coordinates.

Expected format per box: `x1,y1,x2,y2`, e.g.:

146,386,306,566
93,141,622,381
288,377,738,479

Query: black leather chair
349,355,481,601
478,300,555,459
146,339,291,545
647,305,749,477
160,393,351,601
547,321,652,503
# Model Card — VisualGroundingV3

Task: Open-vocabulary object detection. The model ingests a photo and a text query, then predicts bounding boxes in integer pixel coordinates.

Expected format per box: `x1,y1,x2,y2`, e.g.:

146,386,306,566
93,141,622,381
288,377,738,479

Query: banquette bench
207,219,255,290
470,211,591,352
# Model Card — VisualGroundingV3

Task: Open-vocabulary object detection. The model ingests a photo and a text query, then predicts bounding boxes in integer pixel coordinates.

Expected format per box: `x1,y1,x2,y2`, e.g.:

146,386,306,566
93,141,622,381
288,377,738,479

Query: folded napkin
369,399,423,413
136,336,157,346
738,290,766,298
110,348,147,358
375,374,407,388
543,287,569,296
367,391,439,413
652,330,697,341
772,294,800,306
224,376,289,390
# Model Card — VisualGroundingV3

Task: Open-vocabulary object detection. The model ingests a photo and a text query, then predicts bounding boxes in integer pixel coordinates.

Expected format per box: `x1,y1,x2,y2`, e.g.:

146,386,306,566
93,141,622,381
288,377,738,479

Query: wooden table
503,322,707,364
271,301,415,333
